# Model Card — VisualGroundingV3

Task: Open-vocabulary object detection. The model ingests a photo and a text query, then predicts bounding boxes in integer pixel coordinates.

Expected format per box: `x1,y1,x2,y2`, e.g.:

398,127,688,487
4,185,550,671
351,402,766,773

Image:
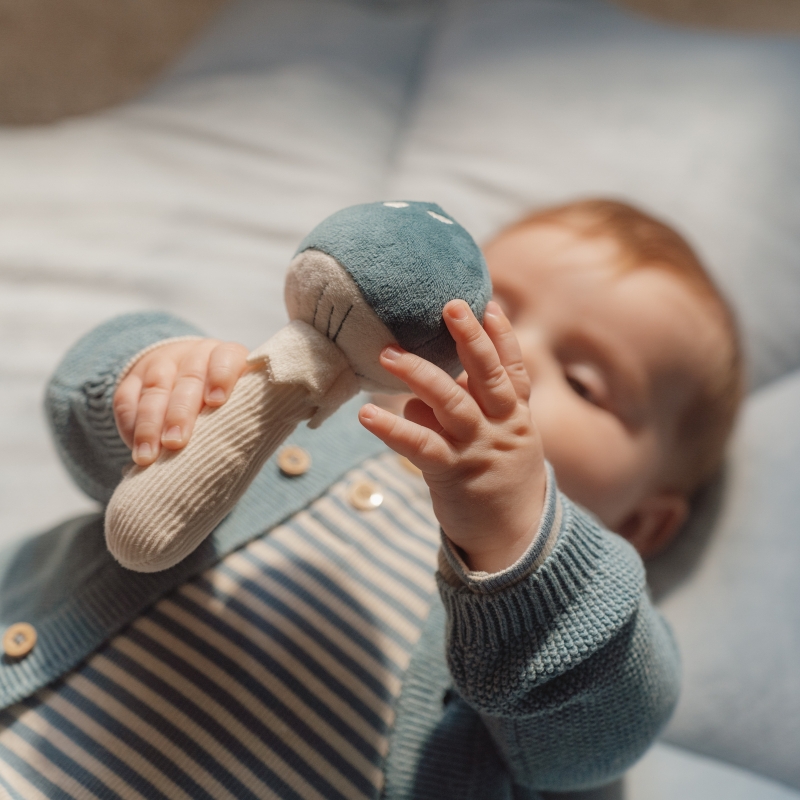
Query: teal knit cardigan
0,312,680,798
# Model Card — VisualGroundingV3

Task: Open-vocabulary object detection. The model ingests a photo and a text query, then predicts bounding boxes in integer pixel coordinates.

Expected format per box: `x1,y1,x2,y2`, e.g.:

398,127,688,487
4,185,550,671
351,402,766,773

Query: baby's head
485,199,743,557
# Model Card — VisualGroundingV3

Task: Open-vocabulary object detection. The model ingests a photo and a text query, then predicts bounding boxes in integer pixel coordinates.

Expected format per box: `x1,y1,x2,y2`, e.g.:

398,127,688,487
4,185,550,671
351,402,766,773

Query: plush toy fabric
105,201,492,572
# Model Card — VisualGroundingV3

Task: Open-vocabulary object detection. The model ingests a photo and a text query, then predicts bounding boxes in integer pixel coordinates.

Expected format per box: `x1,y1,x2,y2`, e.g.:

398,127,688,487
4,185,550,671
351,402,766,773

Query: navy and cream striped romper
0,453,439,800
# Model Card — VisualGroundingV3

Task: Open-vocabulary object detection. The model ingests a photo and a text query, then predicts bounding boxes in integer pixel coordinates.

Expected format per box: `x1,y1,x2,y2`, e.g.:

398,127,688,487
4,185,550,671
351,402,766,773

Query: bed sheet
648,366,800,790
0,0,435,546
544,742,800,800
389,0,800,391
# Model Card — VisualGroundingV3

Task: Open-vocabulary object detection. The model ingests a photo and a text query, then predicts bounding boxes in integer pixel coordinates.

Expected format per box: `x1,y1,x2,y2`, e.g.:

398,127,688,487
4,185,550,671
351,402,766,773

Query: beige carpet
0,0,799,125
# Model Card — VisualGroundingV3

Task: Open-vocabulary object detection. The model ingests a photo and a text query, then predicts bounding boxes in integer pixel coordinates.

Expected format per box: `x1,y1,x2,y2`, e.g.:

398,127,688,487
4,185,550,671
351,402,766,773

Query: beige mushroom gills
105,247,410,573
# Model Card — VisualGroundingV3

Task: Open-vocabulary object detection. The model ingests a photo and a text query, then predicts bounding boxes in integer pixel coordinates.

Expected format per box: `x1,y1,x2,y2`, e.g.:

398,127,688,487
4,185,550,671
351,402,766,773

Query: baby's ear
616,491,689,559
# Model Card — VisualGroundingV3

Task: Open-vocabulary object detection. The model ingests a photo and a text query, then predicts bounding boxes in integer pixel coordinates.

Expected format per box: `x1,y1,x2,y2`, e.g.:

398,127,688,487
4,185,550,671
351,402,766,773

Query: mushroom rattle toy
105,201,492,572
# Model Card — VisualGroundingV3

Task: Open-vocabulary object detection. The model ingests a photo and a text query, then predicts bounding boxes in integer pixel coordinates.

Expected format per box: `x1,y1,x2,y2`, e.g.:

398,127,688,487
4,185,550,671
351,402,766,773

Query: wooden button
3,622,37,659
277,446,311,477
397,455,423,477
348,480,384,511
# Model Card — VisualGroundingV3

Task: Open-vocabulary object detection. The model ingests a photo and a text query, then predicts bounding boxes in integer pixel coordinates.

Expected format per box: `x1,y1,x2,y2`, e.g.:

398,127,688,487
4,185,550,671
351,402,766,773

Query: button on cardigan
0,311,680,799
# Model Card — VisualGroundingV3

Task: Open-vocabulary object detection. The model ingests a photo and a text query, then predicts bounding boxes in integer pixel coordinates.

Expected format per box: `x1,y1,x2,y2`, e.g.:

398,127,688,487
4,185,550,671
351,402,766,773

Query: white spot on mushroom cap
383,201,409,208
427,210,453,224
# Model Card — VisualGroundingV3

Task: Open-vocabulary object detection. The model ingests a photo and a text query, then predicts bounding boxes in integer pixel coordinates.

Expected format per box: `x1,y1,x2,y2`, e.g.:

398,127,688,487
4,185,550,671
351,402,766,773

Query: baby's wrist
460,527,540,574
439,463,558,586
453,502,545,574
442,465,548,575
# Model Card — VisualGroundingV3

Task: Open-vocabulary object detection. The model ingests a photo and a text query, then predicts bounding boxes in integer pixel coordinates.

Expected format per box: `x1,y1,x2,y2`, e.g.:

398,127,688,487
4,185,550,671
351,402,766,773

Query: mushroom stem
105,322,359,572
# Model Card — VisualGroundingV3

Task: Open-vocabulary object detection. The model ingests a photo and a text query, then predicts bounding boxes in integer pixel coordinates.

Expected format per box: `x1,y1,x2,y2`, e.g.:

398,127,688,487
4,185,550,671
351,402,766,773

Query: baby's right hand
113,339,251,466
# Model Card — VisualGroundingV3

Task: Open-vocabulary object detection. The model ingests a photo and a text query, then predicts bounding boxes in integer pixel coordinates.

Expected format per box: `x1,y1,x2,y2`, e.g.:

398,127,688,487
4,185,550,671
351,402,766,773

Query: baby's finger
358,403,452,473
132,358,178,465
379,346,481,441
113,373,143,450
204,342,250,406
403,397,444,434
483,300,531,401
443,299,518,418
161,341,218,450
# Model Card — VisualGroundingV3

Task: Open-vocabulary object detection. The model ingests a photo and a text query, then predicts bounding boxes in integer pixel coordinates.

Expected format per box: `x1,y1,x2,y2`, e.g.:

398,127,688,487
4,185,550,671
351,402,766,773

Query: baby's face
485,222,725,531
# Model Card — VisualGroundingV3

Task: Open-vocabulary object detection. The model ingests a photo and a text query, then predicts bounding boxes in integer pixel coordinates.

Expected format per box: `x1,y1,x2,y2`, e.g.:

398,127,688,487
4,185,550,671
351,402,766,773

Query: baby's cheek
531,392,654,528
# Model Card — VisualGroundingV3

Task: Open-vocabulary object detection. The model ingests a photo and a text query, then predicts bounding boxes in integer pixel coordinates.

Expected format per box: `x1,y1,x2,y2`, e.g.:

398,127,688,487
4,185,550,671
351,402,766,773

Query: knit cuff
438,498,646,694
45,312,206,503
438,463,562,595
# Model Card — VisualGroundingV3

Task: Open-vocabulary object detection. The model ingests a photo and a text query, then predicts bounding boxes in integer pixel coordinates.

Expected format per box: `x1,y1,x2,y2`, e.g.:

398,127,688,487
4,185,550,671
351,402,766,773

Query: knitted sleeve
436,472,681,792
44,311,205,504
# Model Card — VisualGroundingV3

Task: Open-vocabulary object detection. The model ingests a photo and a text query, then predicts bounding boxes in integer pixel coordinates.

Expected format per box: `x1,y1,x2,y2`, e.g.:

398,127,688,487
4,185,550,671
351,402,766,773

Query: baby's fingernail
135,442,152,461
485,300,502,319
382,345,403,361
360,403,378,420
447,300,469,320
163,426,182,444
207,387,225,403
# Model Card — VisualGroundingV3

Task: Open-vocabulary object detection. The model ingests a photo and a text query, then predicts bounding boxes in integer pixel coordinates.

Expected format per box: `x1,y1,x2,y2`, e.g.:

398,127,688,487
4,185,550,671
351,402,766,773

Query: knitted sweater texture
0,312,680,799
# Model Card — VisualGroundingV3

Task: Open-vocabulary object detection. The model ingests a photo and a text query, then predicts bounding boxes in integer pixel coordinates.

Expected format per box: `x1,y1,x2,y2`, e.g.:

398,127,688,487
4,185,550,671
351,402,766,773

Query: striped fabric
0,453,439,800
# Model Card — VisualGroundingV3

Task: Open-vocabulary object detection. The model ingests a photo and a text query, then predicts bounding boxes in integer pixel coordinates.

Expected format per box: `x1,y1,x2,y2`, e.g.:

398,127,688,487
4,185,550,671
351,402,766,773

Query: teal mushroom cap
295,201,492,378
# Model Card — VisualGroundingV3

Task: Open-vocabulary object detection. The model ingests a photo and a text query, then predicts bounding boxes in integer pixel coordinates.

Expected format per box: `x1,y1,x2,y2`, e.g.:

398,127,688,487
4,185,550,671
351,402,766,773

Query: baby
367,198,743,562
118,198,742,564
6,197,740,799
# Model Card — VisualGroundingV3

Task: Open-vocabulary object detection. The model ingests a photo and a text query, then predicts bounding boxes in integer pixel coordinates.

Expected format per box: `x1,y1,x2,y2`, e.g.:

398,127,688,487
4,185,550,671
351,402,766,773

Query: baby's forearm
439,491,681,791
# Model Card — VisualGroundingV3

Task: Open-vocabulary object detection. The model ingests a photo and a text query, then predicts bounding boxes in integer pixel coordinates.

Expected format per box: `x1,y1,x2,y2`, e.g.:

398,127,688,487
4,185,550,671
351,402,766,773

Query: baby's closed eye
563,362,609,408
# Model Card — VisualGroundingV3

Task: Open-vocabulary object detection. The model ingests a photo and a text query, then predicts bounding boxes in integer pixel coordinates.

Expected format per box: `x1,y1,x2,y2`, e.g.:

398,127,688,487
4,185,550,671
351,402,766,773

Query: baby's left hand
359,299,547,574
